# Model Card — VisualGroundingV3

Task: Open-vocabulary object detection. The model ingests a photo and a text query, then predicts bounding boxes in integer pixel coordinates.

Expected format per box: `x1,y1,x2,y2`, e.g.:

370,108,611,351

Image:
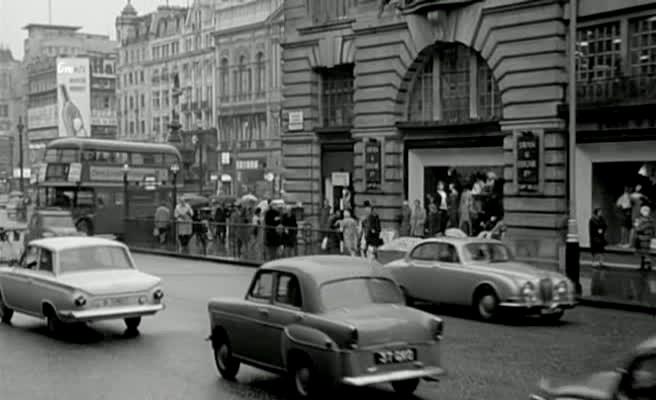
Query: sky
0,0,189,60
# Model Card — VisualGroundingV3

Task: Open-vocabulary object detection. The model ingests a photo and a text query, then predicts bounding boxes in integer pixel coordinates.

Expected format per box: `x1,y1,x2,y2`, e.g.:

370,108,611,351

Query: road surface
0,253,653,400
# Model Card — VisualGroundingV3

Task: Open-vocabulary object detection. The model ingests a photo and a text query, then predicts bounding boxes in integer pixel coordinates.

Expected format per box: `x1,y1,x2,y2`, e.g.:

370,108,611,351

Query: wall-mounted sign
516,131,540,193
288,111,304,131
364,138,382,191
57,57,91,138
331,172,350,187
90,109,117,126
27,104,57,129
143,175,157,191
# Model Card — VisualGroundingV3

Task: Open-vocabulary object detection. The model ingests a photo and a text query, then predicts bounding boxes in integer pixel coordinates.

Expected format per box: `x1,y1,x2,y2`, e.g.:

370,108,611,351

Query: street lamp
123,163,129,223
17,117,24,194
264,172,275,199
170,163,179,215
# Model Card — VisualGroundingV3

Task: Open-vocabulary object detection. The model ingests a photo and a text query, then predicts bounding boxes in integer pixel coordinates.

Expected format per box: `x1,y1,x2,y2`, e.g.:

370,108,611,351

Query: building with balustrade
281,0,656,261
213,0,284,198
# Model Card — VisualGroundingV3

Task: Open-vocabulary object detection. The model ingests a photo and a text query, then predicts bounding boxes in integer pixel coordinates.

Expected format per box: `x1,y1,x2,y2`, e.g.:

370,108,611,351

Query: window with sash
320,65,354,128
630,16,656,82
406,44,501,123
256,52,265,98
576,23,622,82
220,58,230,101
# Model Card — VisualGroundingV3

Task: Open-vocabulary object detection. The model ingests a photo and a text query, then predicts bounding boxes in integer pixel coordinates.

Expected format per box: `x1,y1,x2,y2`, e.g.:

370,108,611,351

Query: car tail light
347,327,358,349
432,319,444,340
74,295,87,307
153,289,164,301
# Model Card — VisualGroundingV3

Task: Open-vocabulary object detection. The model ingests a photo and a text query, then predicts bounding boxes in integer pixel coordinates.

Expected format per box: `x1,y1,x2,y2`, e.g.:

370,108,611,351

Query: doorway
321,144,354,212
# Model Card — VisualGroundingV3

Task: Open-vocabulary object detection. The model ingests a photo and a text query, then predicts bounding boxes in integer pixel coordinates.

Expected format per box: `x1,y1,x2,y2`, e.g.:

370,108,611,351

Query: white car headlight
521,282,536,301
555,280,568,294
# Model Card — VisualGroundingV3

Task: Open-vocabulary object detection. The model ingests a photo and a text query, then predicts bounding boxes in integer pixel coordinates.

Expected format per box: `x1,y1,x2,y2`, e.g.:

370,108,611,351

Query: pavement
0,253,654,400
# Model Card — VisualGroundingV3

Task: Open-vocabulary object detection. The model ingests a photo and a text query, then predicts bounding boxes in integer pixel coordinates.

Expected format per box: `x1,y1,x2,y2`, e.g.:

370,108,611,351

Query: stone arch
400,42,502,121
394,2,567,121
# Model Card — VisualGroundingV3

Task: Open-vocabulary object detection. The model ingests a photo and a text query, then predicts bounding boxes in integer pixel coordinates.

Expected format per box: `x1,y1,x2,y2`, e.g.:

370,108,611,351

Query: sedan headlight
74,294,87,307
521,282,536,302
153,289,164,301
553,280,569,300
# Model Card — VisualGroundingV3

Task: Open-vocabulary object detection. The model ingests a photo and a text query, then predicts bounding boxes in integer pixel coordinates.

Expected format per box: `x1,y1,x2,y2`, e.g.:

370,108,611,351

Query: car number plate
374,348,417,365
110,297,132,305
541,307,562,314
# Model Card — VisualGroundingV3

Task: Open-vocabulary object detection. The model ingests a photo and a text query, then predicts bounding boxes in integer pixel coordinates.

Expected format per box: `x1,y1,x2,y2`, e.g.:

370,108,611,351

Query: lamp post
17,117,24,194
566,0,581,295
192,132,203,194
170,163,179,215
123,163,129,224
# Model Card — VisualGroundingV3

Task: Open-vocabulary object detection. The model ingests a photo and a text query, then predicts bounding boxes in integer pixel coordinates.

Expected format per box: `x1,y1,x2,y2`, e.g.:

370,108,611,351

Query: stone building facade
281,0,569,262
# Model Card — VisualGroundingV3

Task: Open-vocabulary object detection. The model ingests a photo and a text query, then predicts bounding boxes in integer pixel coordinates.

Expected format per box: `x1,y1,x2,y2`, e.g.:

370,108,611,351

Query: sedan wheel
124,317,141,332
46,314,63,336
289,357,317,399
475,291,500,321
391,378,420,395
0,294,13,324
213,337,240,380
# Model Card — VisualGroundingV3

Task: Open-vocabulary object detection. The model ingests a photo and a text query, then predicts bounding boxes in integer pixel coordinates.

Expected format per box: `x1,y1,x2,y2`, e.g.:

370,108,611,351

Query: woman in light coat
410,199,426,238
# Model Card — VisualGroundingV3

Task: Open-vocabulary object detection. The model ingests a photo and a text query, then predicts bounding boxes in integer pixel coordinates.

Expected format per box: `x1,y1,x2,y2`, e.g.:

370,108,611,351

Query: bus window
82,150,96,162
44,149,58,162
46,149,78,163
95,190,113,209
115,152,129,164
76,189,94,207
142,153,156,165
164,154,178,165
95,151,113,163
130,152,145,165
114,191,124,206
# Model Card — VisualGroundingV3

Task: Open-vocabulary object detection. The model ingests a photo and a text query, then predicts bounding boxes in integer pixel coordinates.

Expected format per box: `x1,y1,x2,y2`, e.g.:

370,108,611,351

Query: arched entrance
400,42,505,236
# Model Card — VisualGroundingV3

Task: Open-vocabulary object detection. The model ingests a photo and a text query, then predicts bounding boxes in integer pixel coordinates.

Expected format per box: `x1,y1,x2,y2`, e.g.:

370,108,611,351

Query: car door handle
258,308,269,316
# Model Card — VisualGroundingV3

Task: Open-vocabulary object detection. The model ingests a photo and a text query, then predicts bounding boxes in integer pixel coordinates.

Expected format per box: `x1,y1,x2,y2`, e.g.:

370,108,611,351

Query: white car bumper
342,366,445,386
59,304,165,322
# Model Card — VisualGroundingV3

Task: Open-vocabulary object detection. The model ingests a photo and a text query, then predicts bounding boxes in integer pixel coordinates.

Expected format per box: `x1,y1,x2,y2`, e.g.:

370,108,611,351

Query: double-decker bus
36,138,183,238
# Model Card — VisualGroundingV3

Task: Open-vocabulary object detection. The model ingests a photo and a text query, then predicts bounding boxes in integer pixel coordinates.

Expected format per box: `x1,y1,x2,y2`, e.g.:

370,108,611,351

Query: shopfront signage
516,131,540,193
364,138,382,191
288,111,304,131
331,172,350,187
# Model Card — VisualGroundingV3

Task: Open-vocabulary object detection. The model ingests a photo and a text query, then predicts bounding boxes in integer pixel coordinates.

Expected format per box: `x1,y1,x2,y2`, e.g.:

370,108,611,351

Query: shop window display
421,166,505,238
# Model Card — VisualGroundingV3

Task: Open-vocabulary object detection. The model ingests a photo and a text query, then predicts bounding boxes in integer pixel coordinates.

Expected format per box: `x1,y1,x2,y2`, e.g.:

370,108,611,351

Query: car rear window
59,246,133,273
42,215,75,228
320,278,403,311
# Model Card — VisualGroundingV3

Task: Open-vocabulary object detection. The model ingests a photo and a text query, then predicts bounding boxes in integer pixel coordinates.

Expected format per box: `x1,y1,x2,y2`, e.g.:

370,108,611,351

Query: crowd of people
399,169,505,240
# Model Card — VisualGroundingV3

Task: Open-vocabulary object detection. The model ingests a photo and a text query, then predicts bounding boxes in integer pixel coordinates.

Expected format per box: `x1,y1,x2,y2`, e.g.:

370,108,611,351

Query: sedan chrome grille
539,279,553,302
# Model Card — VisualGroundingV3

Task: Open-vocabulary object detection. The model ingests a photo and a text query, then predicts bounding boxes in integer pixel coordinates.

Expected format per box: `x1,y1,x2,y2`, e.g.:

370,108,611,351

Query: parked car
0,237,165,335
24,208,81,245
529,335,656,400
207,255,445,398
384,237,577,322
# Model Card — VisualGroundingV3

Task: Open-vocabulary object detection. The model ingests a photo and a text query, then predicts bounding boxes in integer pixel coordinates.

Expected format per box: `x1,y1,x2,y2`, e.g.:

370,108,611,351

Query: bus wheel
76,219,93,236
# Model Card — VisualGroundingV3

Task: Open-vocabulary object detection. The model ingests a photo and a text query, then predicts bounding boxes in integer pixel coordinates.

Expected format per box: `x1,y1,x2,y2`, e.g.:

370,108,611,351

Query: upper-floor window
256,52,265,98
630,16,656,77
309,0,355,24
576,23,622,82
161,67,169,82
0,104,8,118
320,64,354,128
238,55,251,100
152,68,160,84
406,43,501,123
220,58,230,101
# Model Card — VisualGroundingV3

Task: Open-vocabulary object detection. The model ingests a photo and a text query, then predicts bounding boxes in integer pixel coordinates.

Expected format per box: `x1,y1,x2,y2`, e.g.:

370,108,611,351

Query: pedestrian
153,202,170,246
363,201,382,259
447,183,460,229
459,184,474,236
318,199,332,253
410,199,426,238
281,205,298,257
174,197,193,253
264,201,282,260
399,200,411,237
427,202,439,237
436,181,448,234
589,208,608,268
250,207,263,262
214,203,227,244
616,187,632,247
633,205,654,271
340,209,359,256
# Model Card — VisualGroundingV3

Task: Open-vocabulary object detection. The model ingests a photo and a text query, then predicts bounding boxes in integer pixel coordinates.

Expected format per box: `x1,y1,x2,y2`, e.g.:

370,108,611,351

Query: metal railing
576,75,656,105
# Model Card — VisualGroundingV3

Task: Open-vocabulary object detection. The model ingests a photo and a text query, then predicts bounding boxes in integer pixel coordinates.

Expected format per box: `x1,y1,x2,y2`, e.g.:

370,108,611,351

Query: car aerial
529,335,656,400
0,236,165,335
24,208,81,245
207,255,445,398
384,237,577,322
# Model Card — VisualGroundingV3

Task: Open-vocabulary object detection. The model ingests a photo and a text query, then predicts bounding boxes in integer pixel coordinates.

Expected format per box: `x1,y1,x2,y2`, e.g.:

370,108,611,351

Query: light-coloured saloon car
0,237,164,335
385,237,577,322
207,256,445,398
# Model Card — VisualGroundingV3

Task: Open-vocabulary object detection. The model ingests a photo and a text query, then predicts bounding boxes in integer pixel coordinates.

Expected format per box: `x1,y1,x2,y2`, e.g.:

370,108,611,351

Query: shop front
576,140,656,248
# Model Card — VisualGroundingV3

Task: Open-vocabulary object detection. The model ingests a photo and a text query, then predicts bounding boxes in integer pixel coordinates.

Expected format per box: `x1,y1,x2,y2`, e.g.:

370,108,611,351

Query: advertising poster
56,57,91,137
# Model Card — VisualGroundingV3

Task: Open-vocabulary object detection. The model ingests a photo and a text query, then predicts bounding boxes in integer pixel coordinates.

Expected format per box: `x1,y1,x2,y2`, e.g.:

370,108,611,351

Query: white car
0,237,165,335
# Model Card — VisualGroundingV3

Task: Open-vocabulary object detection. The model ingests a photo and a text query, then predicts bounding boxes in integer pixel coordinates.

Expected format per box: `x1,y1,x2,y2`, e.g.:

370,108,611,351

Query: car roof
417,236,503,246
262,256,391,285
28,237,126,252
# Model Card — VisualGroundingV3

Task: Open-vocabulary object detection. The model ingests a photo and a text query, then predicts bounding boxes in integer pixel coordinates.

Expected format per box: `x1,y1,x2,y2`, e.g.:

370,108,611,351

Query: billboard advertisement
27,104,57,129
56,57,91,137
